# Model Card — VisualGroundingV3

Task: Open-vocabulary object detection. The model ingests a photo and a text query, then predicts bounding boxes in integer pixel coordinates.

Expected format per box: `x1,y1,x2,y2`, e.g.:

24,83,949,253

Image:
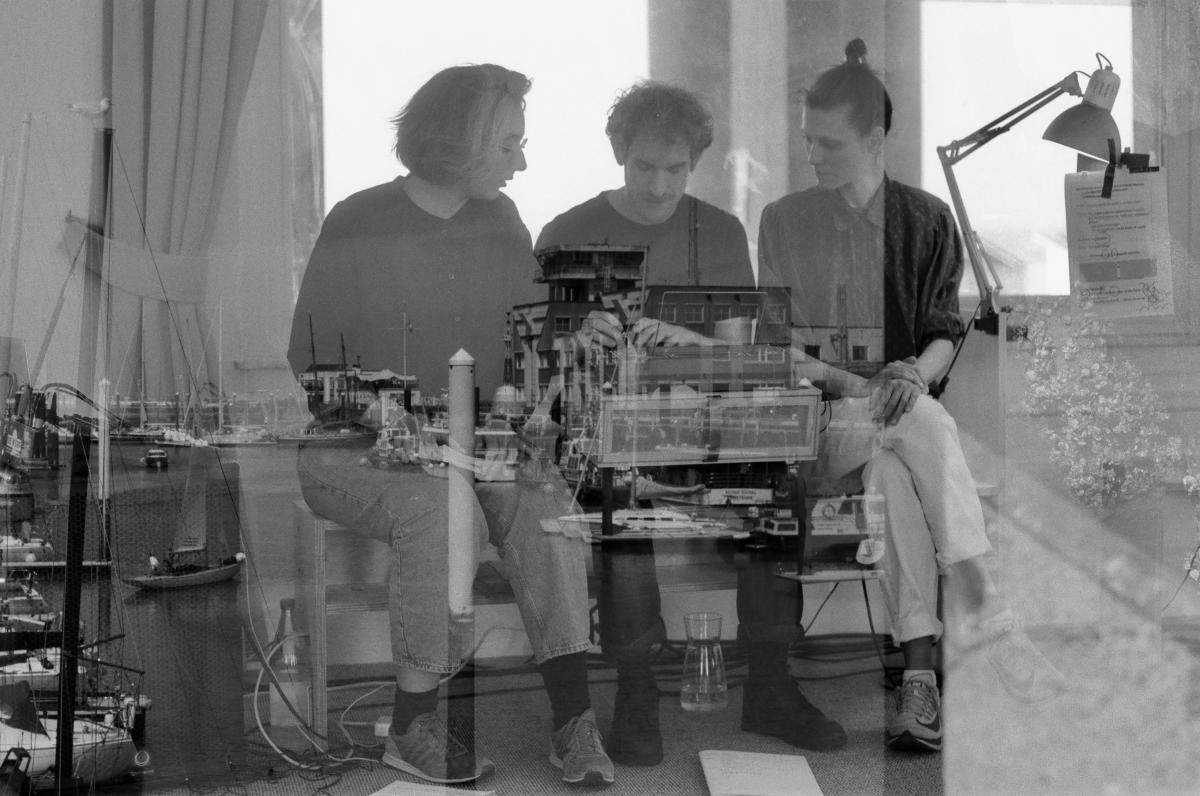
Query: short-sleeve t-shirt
288,177,542,398
536,192,754,286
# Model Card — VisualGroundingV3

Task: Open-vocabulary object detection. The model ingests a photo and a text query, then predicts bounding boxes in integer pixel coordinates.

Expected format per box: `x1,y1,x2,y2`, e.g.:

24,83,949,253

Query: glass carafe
680,611,728,711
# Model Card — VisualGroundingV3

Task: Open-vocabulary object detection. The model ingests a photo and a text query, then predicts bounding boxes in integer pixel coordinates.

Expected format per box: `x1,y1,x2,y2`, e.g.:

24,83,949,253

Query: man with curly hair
537,80,848,766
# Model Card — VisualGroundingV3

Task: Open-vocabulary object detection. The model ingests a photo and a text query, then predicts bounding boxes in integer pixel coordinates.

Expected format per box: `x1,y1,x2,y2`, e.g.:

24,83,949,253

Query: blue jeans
297,439,593,674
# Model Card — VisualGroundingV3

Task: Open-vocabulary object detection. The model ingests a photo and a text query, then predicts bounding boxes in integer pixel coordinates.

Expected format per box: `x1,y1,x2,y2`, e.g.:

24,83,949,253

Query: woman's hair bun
845,38,869,66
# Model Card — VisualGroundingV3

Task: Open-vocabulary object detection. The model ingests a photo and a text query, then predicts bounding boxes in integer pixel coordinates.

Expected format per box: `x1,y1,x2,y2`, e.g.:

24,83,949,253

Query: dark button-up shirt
757,175,965,375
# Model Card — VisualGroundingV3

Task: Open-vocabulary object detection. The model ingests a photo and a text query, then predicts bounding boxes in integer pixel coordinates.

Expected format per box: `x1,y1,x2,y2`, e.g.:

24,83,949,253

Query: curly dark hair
605,80,714,165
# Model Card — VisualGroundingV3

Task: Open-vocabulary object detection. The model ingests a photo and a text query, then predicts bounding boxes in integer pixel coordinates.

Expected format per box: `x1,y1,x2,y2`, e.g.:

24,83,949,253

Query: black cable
802,582,840,633
1161,560,1195,613
938,298,987,397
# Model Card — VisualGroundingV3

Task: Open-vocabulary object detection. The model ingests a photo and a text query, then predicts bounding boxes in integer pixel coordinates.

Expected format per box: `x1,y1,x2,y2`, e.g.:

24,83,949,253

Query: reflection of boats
123,556,244,590
0,680,141,786
0,579,149,779
277,419,373,445
367,386,528,482
122,449,245,591
0,461,36,528
206,425,277,447
0,571,61,692
371,412,421,464
0,571,57,630
158,427,209,447
139,447,168,469
0,462,54,562
416,420,522,482
107,424,167,445
0,385,63,471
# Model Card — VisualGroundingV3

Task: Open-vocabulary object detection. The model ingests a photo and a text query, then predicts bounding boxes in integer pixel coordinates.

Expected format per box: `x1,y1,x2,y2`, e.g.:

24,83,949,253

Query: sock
391,685,438,735
902,669,937,687
540,652,591,731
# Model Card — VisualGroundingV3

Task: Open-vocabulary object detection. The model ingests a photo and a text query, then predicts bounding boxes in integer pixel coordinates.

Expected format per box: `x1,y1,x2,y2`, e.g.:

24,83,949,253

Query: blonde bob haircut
392,63,531,186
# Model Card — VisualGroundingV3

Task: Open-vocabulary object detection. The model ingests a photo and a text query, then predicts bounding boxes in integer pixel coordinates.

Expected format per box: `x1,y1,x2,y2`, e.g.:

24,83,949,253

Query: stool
287,500,529,747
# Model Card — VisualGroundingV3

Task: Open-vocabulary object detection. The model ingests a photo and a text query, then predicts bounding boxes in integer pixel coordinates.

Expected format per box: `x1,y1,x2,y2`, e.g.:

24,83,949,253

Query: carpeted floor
144,636,941,795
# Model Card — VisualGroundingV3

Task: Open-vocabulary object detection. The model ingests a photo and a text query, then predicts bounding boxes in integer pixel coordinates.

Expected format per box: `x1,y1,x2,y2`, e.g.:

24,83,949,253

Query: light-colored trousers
297,440,593,675
817,395,992,644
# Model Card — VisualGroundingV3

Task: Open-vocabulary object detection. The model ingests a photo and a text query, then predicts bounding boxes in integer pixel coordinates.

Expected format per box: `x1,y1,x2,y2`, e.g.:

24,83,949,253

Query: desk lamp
936,53,1122,333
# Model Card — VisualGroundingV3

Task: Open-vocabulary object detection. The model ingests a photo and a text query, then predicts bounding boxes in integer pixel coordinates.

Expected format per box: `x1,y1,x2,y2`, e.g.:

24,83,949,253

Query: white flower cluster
1016,295,1182,512
1183,474,1200,583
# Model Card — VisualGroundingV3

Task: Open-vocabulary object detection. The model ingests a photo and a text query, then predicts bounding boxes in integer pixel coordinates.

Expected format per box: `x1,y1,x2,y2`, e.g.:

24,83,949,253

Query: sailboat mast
308,314,316,372
217,299,224,431
340,333,349,420
97,378,112,642
138,301,147,428
1,114,31,353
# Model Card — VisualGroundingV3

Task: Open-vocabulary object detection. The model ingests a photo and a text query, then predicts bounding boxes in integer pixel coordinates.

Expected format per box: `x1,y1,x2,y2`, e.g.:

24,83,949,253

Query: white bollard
447,349,476,620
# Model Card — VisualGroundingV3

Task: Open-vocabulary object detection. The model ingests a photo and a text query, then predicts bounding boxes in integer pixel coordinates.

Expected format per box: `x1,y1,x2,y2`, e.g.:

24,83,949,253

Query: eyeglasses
501,137,527,157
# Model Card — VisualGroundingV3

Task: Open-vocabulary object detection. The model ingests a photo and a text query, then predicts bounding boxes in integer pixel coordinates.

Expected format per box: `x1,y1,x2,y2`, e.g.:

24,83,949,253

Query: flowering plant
1015,295,1182,512
1183,473,1200,584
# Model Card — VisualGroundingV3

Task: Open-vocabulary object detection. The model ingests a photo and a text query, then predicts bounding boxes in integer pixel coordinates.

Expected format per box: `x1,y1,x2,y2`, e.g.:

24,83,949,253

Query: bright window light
921,0,1132,298
322,0,649,244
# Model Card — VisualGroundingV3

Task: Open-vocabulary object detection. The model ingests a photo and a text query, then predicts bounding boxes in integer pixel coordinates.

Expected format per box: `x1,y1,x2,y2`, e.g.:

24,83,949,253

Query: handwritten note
1064,168,1172,318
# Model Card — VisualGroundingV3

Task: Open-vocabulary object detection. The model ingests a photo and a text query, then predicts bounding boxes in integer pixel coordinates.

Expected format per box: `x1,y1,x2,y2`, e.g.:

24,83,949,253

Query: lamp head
1042,56,1121,163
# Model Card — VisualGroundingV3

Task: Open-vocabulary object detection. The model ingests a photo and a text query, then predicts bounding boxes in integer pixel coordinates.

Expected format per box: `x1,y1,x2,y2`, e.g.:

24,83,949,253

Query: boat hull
121,560,242,591
0,680,144,786
7,717,141,785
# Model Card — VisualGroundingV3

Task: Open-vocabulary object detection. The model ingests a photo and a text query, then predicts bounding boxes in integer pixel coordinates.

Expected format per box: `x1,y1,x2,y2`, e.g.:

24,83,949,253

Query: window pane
921,0,1132,299
323,0,649,244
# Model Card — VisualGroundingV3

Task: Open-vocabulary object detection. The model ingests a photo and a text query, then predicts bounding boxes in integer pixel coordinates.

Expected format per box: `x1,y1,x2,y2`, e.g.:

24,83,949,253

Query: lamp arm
938,153,1002,318
935,73,1085,323
939,74,1083,165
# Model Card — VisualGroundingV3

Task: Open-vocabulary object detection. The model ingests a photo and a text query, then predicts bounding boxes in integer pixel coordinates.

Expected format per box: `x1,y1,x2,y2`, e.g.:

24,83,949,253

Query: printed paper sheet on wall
1064,168,1172,318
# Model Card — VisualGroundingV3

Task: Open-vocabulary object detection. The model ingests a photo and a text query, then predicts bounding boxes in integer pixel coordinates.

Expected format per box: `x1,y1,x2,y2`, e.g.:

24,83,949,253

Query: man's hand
877,356,925,388
573,310,625,353
867,357,928,425
869,378,923,425
574,310,706,353
625,317,705,348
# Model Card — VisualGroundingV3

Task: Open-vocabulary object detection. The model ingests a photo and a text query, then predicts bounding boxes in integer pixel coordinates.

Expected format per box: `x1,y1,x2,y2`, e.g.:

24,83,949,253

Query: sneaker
886,676,942,753
381,711,495,784
983,623,1068,703
741,680,848,751
606,680,662,766
550,708,616,785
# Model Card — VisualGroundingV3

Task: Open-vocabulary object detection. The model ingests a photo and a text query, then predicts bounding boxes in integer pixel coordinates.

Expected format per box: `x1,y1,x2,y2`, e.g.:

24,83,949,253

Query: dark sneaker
381,711,495,784
606,680,662,766
550,708,616,785
742,680,847,751
886,676,942,752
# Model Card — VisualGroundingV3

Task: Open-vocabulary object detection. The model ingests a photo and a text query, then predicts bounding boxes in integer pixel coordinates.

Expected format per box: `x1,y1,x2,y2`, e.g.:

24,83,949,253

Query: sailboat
0,388,57,562
0,679,141,786
121,446,244,591
1,110,162,788
279,322,374,444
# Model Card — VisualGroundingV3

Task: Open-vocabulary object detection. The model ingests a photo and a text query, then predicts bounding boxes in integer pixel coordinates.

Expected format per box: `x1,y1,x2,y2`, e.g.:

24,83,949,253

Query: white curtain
83,0,268,413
